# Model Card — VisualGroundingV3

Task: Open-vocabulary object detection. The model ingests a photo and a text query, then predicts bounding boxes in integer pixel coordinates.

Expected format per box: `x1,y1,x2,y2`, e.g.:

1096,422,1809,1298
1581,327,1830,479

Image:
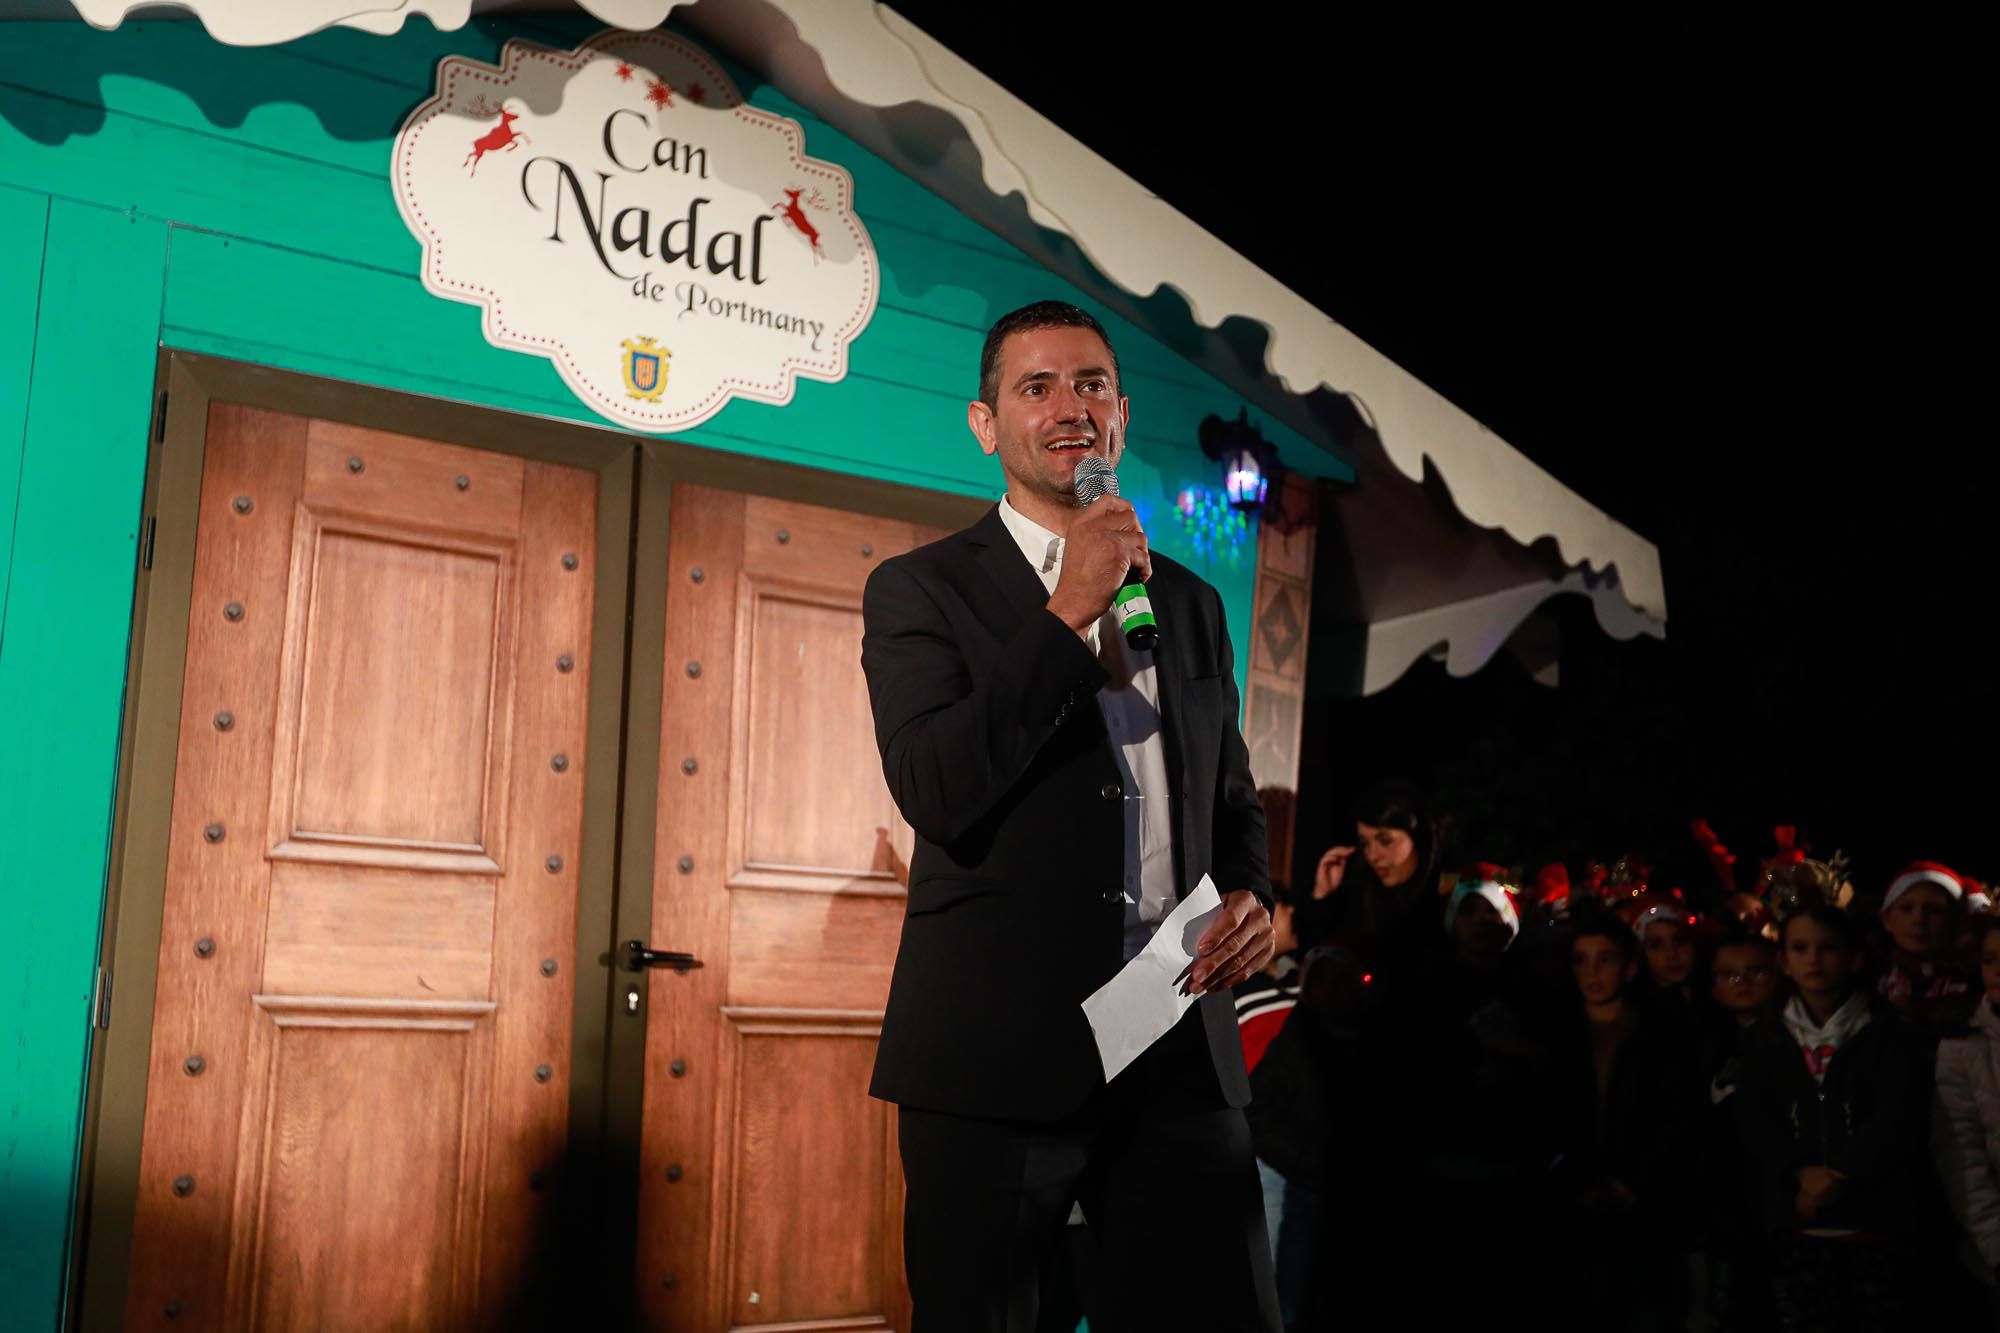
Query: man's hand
1046,497,1151,637
1188,891,1276,994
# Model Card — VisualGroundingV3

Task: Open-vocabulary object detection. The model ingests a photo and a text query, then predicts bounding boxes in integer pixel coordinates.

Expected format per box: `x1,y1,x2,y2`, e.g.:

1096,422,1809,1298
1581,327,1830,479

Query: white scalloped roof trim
846,3,1665,620
67,0,692,43
60,0,1664,619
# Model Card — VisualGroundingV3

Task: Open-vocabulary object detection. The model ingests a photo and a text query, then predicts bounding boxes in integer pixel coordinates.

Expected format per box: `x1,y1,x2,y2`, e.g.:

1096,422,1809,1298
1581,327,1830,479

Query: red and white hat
1444,873,1521,946
1631,893,1699,943
1881,861,1967,914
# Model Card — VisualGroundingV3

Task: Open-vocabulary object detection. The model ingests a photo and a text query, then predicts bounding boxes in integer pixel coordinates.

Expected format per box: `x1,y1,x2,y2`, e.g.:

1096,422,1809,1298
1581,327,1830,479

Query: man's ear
967,399,998,457
1104,395,1132,465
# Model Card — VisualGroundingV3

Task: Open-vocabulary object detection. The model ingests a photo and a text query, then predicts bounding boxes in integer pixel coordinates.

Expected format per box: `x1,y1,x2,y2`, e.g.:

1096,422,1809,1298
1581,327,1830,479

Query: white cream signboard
394,30,878,432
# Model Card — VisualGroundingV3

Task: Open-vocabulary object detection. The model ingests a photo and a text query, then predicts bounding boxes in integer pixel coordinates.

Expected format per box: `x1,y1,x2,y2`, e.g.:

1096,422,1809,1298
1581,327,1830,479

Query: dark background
904,3,1993,900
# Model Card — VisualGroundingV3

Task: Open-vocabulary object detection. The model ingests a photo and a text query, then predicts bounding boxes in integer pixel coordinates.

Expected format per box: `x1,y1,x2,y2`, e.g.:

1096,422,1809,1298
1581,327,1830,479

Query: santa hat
1881,861,1967,914
1534,863,1571,907
1444,873,1520,946
1631,893,1700,943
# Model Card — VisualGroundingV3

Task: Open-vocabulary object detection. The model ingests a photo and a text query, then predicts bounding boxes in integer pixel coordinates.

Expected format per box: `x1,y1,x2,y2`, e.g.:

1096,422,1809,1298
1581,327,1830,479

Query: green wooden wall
0,17,1346,1327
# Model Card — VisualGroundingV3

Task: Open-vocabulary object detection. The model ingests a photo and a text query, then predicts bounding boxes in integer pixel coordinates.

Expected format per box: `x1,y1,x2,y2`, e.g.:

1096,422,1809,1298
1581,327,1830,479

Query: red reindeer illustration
463,98,528,176
773,187,823,261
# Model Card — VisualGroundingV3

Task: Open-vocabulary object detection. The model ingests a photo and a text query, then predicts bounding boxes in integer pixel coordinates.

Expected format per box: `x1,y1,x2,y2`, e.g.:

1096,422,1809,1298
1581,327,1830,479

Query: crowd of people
1233,781,1999,1332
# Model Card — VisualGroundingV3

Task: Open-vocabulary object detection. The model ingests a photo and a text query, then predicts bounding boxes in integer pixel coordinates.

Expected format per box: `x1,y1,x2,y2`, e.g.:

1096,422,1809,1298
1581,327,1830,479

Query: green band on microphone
1120,611,1157,630
1114,584,1148,606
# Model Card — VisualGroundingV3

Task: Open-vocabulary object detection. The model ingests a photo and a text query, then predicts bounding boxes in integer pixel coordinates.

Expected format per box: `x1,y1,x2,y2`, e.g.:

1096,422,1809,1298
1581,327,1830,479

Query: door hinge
92,967,113,1030
140,515,157,571
151,389,168,442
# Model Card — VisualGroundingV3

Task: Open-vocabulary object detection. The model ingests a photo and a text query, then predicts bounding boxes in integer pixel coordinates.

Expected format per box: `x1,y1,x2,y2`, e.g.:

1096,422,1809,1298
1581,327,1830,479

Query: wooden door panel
125,406,600,1330
739,589,908,879
717,1016,900,1326
301,419,526,536
269,510,517,872
259,862,495,999
225,1000,493,1332
724,890,903,1011
637,483,947,1332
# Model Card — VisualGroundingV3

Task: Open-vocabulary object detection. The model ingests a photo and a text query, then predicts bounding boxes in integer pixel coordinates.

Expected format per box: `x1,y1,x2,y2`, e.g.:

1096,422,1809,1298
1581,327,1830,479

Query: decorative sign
394,30,878,432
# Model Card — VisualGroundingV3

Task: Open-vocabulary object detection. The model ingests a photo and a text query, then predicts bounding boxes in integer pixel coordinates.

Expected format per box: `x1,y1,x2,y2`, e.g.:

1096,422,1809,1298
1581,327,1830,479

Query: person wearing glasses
1702,929,1781,1330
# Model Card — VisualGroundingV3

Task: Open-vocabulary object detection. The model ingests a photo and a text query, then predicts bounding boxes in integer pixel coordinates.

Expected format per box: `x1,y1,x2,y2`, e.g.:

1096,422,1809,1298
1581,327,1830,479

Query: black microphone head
1073,454,1118,506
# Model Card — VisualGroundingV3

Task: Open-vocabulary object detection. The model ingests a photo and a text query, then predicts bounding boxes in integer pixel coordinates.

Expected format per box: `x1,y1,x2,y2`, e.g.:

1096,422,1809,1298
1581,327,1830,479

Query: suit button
1101,890,1123,903
1100,783,1120,801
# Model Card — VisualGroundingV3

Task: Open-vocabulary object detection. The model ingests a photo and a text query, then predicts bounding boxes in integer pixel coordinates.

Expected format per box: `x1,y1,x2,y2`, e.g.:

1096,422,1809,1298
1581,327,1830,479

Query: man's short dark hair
979,300,1120,407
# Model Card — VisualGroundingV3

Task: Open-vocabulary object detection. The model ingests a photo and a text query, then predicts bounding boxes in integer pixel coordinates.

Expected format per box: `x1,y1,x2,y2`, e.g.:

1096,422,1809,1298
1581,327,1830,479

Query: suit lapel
965,505,1049,643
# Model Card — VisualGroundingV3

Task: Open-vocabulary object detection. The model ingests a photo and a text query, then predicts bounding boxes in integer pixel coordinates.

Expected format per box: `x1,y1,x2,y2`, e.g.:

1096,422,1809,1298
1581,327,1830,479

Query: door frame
71,353,640,1329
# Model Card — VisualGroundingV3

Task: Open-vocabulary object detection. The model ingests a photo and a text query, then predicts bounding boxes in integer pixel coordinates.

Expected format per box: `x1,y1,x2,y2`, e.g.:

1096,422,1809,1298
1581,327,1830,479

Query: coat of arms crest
621,336,669,401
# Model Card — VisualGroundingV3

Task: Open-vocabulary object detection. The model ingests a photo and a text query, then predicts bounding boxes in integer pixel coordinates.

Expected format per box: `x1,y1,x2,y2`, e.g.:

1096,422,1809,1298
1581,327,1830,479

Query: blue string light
1169,486,1251,568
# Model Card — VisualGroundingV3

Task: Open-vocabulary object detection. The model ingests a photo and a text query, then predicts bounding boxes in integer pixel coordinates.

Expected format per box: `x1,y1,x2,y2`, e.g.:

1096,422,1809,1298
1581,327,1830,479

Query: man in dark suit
861,301,1282,1331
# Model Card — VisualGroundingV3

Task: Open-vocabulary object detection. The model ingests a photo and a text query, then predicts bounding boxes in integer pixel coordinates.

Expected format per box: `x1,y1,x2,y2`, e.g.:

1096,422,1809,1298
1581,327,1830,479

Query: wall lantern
1198,409,1283,515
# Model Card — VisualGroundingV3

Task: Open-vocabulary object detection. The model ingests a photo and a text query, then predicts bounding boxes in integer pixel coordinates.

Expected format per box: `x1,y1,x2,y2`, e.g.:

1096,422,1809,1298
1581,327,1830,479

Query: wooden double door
85,361,970,1331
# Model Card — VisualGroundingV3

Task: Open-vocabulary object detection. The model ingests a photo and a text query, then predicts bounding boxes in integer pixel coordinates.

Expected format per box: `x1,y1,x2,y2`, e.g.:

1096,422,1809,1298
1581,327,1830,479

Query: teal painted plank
0,200,167,1332
0,190,49,640
0,80,417,275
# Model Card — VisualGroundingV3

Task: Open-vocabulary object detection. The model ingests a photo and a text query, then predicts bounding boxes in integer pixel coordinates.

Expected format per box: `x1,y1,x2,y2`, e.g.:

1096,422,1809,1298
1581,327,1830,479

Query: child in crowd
1234,889,1303,1079
1333,871,1557,1331
1445,871,1520,975
1736,903,1930,1330
1248,940,1366,1332
1633,894,1701,1004
1877,860,1976,1038
1707,931,1779,1096
1933,914,2000,1314
1557,910,1701,1330
1703,930,1780,1331
1233,886,1302,1284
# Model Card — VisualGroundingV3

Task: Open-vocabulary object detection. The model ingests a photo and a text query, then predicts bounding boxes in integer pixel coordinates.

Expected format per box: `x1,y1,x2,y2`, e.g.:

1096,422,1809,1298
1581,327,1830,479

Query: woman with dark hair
1293,779,1446,989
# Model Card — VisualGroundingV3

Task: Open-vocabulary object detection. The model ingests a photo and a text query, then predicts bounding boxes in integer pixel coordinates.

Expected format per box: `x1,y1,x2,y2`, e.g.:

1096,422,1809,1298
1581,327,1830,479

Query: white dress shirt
997,496,1179,961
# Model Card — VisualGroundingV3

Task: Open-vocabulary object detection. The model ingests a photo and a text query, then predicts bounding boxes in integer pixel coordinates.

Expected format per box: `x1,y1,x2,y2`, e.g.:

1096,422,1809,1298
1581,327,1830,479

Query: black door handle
625,940,703,972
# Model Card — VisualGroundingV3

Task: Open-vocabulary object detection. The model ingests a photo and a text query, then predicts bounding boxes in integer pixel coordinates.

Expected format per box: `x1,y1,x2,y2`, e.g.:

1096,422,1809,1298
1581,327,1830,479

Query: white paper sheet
1080,874,1225,1082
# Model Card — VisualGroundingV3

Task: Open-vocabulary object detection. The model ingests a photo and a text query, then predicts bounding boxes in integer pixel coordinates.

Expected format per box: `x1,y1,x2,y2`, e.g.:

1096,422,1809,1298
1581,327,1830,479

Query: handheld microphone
1073,455,1160,652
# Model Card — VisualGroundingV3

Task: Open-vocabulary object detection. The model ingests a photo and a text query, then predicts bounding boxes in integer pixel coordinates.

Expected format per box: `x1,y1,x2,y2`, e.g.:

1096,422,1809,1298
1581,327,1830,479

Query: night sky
902,4,1992,894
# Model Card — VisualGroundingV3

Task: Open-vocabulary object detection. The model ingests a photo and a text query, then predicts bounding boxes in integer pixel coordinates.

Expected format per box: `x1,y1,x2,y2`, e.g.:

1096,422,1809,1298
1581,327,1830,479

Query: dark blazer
861,505,1271,1121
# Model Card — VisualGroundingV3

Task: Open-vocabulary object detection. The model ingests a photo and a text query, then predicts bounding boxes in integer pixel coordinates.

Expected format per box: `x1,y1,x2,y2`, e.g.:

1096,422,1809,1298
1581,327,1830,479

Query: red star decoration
688,83,707,103
645,78,674,108
614,62,634,81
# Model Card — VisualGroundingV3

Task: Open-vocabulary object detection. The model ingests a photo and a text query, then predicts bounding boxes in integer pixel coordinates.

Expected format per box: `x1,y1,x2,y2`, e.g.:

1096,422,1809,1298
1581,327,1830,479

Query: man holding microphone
862,300,1282,1330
